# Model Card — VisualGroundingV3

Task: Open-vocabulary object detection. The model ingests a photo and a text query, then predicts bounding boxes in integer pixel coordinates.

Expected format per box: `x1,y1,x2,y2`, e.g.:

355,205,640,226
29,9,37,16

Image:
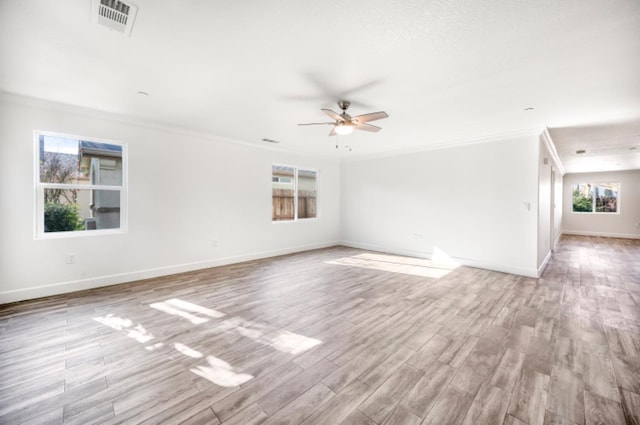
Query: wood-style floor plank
583,390,626,425
620,388,640,425
0,236,638,424
261,384,334,425
340,409,377,425
211,359,303,422
357,364,422,423
299,379,373,425
543,409,580,425
256,358,336,416
490,348,525,392
422,386,475,425
379,405,421,425
507,368,550,425
582,352,620,402
460,384,510,425
404,360,454,418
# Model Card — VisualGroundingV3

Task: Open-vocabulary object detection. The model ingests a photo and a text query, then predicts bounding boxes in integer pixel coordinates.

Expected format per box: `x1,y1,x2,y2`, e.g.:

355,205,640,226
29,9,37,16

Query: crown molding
340,127,545,163
0,91,340,163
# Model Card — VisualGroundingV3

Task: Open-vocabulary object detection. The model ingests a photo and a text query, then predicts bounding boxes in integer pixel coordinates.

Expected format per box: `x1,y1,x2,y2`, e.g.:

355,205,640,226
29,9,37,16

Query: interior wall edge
541,128,566,176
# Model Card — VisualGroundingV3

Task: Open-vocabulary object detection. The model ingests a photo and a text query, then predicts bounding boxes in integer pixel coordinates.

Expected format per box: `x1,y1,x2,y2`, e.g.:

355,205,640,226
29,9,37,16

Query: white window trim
34,130,128,239
570,181,621,215
271,163,319,223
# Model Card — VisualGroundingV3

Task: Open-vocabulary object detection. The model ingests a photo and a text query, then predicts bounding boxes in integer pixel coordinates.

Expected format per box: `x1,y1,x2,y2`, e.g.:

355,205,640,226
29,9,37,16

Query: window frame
34,130,128,239
570,181,620,215
271,164,318,223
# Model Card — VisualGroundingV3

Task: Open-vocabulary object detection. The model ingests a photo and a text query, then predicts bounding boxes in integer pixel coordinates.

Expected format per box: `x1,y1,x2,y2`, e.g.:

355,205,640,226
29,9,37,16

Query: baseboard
562,230,640,240
0,241,340,304
553,231,563,251
339,240,539,278
538,250,552,277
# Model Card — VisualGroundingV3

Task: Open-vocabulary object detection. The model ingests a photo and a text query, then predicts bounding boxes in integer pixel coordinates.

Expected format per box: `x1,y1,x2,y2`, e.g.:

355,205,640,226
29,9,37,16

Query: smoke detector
92,0,138,36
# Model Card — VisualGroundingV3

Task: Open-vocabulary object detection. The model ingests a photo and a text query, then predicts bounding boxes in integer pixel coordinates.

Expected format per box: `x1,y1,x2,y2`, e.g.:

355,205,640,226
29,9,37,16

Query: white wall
563,170,640,238
0,94,341,303
340,134,540,277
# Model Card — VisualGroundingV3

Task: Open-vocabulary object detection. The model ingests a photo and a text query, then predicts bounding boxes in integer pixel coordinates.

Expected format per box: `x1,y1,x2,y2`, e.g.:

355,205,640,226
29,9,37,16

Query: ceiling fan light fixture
335,123,354,135
298,100,388,137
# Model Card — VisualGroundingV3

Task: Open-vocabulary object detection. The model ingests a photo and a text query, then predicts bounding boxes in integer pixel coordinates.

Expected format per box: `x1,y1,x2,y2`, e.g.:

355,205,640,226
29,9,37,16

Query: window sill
35,228,127,240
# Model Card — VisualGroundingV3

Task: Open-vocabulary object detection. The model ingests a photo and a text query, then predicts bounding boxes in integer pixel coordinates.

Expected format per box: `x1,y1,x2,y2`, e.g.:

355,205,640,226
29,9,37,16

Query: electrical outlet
66,253,76,264
212,240,218,247
413,233,423,239
522,202,531,211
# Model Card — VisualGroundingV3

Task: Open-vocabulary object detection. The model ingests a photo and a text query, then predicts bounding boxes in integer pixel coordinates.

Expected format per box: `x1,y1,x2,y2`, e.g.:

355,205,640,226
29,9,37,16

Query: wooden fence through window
272,189,317,220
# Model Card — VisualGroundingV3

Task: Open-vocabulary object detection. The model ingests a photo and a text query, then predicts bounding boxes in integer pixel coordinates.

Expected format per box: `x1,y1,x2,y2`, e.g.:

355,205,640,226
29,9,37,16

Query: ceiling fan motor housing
338,100,351,111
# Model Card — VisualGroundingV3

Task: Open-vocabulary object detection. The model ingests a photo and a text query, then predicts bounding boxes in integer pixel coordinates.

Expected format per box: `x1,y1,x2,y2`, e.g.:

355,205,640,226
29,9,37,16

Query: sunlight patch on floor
269,330,322,354
326,250,459,278
165,298,225,318
218,317,266,340
145,342,164,351
94,298,321,389
190,355,254,387
149,298,225,325
215,316,322,355
93,314,154,343
174,342,204,359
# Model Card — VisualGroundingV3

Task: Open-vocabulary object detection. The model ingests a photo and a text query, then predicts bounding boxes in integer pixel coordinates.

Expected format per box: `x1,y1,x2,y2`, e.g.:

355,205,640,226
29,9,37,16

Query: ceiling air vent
92,0,138,36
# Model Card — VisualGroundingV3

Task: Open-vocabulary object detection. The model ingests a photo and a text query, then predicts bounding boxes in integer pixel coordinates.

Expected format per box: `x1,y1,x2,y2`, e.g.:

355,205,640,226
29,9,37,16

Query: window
35,131,127,237
272,176,292,184
572,182,619,213
272,165,317,221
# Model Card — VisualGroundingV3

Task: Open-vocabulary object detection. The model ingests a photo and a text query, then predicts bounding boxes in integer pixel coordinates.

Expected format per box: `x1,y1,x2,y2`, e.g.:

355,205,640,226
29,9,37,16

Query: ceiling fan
298,100,388,136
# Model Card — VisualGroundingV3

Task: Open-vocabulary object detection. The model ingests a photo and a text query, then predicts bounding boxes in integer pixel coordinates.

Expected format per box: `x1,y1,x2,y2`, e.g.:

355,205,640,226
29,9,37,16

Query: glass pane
298,169,317,219
272,165,295,221
39,135,123,186
44,189,121,232
572,183,593,212
594,183,618,213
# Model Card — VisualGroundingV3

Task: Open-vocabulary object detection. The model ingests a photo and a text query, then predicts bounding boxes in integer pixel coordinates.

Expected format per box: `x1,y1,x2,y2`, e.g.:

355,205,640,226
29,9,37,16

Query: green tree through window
572,186,593,212
572,182,618,213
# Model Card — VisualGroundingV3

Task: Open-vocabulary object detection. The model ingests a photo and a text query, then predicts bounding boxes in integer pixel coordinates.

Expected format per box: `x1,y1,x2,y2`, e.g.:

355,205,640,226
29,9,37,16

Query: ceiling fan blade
352,111,388,123
322,109,345,122
288,72,383,109
329,127,337,136
298,122,335,126
354,122,382,132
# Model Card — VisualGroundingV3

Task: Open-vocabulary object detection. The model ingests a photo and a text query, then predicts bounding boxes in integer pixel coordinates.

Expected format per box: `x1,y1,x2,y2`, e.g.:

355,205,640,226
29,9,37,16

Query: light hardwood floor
1,235,639,425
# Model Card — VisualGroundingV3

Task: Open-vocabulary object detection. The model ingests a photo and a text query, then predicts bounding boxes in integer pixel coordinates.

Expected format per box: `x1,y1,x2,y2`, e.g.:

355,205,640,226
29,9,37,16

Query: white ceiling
1,0,639,168
549,119,640,173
